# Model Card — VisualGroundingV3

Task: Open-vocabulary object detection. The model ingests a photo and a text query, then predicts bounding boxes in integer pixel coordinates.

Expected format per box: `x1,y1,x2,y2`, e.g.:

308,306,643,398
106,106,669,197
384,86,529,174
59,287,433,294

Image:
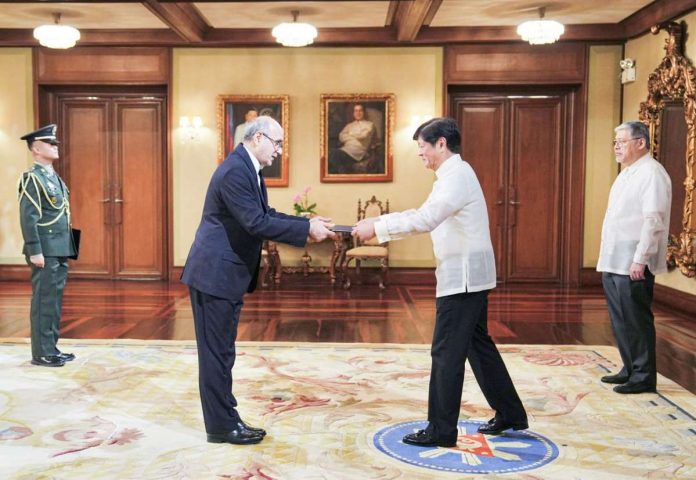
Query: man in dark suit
182,116,334,445
17,124,77,368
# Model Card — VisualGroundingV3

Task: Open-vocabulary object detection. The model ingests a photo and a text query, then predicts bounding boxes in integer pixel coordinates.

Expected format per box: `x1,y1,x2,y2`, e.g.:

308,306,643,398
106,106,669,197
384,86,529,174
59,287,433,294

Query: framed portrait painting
217,94,289,187
320,93,395,183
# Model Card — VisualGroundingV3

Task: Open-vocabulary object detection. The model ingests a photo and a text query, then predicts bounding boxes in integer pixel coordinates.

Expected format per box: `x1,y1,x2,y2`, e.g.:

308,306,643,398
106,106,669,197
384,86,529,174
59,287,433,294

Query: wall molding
654,283,696,319
0,265,30,282
580,267,602,287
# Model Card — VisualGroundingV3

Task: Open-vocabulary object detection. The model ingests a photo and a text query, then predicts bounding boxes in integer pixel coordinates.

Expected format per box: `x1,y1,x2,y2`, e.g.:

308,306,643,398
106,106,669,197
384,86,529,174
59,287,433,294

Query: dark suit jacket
181,145,309,301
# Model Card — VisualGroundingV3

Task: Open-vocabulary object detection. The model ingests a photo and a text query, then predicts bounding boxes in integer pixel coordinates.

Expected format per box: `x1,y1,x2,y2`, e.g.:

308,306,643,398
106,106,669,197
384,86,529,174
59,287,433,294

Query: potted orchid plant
293,186,317,217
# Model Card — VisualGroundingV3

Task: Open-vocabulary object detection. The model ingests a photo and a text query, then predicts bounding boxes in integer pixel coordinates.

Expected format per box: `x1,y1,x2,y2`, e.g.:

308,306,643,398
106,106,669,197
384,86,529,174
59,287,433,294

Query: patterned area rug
0,339,694,479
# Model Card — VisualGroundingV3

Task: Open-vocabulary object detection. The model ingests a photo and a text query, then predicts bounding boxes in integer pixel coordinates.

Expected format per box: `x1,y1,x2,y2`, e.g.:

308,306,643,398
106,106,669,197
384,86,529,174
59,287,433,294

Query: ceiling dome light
33,12,80,49
517,7,564,45
272,10,317,47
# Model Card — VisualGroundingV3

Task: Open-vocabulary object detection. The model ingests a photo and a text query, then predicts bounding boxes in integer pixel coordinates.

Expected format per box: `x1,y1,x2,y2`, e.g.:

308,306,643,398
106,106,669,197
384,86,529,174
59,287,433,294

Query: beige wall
623,11,696,295
583,45,623,268
0,48,34,265
173,47,443,267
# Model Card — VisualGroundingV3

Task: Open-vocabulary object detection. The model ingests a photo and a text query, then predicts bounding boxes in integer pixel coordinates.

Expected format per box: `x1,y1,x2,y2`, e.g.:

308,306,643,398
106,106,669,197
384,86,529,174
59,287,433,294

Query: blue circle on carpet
373,421,559,474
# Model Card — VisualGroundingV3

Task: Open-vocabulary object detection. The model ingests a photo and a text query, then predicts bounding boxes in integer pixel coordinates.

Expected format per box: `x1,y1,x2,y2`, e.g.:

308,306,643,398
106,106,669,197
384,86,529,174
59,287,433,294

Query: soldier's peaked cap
20,124,60,146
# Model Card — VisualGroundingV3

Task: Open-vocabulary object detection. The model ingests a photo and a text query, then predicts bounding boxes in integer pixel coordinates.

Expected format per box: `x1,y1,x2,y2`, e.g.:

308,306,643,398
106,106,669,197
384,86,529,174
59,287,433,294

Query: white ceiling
0,0,654,30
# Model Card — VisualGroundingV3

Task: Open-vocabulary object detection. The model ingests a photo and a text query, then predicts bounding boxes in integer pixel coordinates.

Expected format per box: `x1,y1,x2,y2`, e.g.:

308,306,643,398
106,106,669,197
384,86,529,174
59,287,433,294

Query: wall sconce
179,115,203,140
619,58,636,84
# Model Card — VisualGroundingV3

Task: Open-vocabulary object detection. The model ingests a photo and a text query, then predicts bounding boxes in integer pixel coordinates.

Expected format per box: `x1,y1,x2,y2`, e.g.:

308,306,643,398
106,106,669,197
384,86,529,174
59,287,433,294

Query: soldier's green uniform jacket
18,164,76,258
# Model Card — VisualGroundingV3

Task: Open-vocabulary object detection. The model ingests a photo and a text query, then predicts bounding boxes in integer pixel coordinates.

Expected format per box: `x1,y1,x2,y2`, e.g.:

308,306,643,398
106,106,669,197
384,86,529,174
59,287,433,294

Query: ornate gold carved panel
639,21,696,278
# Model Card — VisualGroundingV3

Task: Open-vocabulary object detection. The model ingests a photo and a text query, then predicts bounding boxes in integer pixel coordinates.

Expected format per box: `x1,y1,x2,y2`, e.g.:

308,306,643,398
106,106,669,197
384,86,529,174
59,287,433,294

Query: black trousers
28,256,68,358
427,290,526,442
602,270,656,388
189,286,244,434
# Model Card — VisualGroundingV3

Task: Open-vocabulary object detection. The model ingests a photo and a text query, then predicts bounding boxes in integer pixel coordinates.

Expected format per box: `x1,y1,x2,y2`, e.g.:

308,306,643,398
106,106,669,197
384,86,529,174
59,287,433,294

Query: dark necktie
259,171,268,205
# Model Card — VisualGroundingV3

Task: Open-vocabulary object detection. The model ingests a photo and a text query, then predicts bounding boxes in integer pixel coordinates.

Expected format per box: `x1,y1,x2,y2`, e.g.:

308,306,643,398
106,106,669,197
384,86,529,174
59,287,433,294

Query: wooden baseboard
170,266,183,282
580,267,602,287
281,267,435,287
654,283,696,320
0,265,30,281
169,265,437,286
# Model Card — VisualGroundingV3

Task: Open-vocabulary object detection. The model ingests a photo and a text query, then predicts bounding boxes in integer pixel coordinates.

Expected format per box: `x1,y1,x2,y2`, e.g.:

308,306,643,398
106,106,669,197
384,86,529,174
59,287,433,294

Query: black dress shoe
601,373,629,384
238,420,266,437
613,382,656,394
402,429,456,448
31,356,65,367
207,426,264,445
57,352,75,362
477,417,528,435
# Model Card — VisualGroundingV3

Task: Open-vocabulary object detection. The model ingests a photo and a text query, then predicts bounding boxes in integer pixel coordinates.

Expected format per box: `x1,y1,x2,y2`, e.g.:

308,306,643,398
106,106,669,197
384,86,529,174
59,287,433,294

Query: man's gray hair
243,115,279,141
615,121,650,146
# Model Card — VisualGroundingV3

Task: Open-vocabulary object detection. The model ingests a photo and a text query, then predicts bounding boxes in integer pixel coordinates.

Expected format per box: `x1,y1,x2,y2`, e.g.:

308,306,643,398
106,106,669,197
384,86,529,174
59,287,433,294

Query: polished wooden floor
0,275,693,393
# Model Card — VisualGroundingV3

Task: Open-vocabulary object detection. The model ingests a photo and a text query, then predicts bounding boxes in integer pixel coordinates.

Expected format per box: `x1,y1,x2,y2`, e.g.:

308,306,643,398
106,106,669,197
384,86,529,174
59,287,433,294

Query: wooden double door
452,91,570,283
42,89,167,279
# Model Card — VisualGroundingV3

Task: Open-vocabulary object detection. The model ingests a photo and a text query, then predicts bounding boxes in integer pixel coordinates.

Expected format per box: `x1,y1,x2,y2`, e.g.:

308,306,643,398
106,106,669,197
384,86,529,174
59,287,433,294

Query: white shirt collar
622,152,651,173
243,144,262,176
435,153,461,179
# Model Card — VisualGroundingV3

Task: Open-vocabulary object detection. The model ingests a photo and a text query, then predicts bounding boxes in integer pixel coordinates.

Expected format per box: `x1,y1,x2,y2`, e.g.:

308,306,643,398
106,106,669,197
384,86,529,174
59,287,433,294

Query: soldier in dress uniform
17,124,77,367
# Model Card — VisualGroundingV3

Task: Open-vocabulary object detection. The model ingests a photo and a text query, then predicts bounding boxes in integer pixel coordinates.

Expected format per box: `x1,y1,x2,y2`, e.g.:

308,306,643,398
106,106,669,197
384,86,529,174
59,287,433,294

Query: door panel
49,90,166,280
114,101,164,277
61,100,111,276
508,99,563,281
456,100,507,281
452,91,567,284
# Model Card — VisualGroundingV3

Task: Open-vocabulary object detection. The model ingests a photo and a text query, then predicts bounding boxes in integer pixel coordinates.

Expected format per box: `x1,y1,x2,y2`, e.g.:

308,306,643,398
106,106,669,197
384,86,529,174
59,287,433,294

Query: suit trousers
427,290,526,442
189,286,244,434
28,256,68,358
601,269,656,388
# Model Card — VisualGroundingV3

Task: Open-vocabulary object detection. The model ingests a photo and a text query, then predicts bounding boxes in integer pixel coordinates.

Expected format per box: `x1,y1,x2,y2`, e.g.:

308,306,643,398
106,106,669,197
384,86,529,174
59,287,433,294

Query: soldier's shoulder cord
17,171,43,216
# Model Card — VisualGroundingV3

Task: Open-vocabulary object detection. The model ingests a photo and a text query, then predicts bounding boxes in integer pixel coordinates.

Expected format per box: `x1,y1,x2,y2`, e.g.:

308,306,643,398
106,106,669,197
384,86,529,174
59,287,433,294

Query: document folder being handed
331,225,354,233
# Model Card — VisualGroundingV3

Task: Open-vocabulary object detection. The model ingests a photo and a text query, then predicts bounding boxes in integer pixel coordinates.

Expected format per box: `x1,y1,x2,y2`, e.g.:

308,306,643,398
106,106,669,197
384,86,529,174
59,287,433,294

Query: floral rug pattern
0,339,694,479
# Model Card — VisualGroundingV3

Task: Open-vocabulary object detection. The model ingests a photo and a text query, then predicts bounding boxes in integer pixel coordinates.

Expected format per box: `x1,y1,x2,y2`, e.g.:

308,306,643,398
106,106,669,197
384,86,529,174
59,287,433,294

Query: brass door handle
100,198,111,203
509,200,520,205
114,198,124,203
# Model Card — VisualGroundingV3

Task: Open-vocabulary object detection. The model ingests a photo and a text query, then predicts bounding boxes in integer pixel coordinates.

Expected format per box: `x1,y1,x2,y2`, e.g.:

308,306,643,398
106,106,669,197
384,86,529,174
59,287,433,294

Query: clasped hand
352,218,377,242
308,216,336,243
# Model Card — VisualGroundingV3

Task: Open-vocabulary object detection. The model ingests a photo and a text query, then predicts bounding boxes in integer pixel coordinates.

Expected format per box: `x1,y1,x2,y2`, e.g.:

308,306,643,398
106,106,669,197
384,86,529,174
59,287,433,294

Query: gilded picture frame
320,93,395,183
217,94,289,187
639,22,696,278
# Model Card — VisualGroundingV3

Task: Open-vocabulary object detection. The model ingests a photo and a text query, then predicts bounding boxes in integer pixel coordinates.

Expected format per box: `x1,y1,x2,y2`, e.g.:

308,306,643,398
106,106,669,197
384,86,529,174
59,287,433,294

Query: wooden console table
300,231,352,285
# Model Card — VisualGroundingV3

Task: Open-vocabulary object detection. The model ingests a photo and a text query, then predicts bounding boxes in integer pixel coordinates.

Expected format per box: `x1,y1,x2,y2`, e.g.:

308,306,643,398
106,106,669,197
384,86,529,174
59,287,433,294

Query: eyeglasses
612,138,641,147
261,132,283,150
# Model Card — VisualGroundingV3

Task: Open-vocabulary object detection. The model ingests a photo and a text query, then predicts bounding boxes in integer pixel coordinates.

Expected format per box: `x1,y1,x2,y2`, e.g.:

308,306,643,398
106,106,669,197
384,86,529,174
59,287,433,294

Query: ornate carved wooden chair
260,240,281,287
341,195,389,289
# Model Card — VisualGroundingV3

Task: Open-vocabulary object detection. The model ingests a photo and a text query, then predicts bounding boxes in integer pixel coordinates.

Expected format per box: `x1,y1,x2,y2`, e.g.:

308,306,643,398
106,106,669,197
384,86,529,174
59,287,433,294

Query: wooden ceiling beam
141,0,210,43
392,0,441,42
415,24,625,44
0,23,637,48
620,0,696,39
